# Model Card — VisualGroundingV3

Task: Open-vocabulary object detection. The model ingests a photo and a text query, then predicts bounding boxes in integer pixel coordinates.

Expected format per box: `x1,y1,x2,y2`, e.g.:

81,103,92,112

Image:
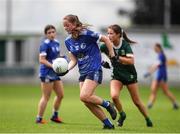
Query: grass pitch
0,83,180,133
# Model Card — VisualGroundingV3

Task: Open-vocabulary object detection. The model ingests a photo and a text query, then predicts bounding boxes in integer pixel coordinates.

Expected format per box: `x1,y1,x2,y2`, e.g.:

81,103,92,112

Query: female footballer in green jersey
100,24,153,127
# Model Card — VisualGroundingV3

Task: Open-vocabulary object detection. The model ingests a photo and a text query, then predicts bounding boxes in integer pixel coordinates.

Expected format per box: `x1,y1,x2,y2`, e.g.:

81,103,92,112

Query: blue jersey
65,29,102,75
155,52,167,81
39,38,60,79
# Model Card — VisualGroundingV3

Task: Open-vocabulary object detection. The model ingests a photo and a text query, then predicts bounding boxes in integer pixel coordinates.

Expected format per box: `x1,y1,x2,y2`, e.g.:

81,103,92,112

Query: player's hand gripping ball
52,58,68,75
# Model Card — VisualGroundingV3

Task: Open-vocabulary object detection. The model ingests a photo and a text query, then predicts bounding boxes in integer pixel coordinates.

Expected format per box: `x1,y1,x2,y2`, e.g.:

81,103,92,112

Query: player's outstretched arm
68,52,77,71
144,64,159,78
100,35,115,58
119,55,134,65
39,55,53,68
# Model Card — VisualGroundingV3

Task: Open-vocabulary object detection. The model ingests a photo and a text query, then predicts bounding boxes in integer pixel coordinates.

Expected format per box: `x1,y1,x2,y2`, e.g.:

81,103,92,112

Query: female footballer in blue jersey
100,24,153,127
36,25,64,124
145,43,179,109
62,14,117,129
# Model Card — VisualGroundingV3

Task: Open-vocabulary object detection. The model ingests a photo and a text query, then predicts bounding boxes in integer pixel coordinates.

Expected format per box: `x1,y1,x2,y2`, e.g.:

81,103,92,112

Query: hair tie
121,29,124,39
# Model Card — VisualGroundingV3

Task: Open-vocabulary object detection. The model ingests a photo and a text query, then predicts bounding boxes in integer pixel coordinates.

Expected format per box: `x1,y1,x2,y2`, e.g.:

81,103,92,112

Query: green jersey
100,40,137,85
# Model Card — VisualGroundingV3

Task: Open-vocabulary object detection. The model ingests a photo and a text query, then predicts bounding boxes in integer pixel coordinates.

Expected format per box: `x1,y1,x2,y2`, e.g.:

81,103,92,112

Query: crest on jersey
121,50,125,56
130,75,134,79
80,43,86,49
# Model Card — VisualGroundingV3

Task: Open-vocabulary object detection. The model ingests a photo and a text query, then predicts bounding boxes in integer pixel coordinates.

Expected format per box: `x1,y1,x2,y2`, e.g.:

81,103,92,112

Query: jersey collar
113,38,123,49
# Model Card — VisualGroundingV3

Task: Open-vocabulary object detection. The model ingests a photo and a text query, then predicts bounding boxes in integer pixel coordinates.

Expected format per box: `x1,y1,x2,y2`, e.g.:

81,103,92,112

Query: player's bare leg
36,82,53,123
148,80,159,108
160,81,179,109
127,83,153,127
79,80,115,129
110,80,126,126
51,80,64,123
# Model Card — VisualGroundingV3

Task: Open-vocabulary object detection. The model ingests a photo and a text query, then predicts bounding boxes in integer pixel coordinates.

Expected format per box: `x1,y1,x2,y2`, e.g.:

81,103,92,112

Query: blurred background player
36,25,64,124
100,24,153,127
62,14,117,129
144,43,179,109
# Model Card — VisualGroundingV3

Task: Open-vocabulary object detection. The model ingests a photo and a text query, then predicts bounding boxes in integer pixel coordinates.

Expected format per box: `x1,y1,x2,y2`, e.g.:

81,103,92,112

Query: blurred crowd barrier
0,30,180,86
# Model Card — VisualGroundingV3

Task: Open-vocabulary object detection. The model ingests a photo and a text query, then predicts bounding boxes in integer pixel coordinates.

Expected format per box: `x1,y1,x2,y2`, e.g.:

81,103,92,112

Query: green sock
119,111,126,118
145,117,153,127
145,117,151,121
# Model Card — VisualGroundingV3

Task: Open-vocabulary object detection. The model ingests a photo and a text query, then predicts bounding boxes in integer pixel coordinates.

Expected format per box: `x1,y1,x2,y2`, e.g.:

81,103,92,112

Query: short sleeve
158,54,166,65
64,39,72,52
100,44,109,55
125,43,134,57
39,43,48,56
83,29,101,43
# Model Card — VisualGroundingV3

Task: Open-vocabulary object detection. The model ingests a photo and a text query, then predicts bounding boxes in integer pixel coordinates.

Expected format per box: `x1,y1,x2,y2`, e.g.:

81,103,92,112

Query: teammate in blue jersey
36,25,64,124
144,43,179,109
62,14,117,129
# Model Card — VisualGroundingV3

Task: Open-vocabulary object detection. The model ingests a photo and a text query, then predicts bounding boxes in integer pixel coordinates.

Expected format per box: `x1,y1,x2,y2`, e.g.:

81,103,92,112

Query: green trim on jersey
100,40,137,85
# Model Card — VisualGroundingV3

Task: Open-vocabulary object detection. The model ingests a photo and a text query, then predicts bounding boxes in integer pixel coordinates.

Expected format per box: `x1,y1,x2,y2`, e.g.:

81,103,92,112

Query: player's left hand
57,70,69,76
144,72,151,78
110,56,119,67
101,61,111,69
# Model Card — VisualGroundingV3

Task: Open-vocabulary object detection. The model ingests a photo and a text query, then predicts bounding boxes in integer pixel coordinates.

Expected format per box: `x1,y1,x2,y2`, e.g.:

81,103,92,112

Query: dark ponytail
108,24,136,44
122,31,136,44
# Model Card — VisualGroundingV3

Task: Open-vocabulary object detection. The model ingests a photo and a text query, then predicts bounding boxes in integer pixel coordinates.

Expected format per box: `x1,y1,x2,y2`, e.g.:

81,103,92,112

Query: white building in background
0,0,134,34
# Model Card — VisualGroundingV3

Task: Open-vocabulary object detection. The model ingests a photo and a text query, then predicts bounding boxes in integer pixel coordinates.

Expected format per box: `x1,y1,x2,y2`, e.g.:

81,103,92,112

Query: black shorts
112,74,137,85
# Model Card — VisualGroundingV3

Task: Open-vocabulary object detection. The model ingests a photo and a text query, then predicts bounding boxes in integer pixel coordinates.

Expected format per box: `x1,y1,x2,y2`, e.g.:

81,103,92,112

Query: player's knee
84,102,91,107
111,94,119,102
151,89,157,95
59,92,64,99
162,90,168,95
42,95,50,102
133,100,141,107
56,94,64,101
80,94,90,103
